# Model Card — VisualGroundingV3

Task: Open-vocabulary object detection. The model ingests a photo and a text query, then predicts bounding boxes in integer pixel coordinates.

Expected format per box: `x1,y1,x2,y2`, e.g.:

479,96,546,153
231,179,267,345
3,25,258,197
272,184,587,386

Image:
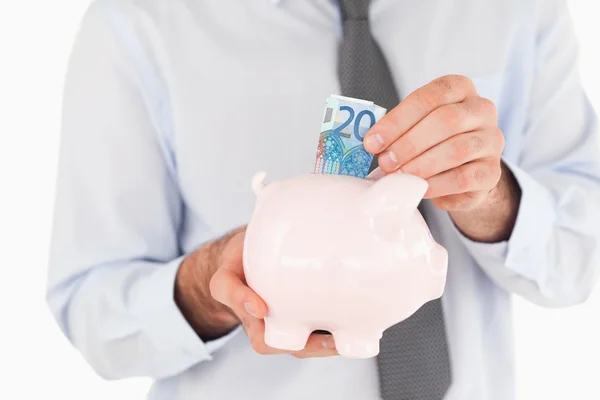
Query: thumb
209,233,268,319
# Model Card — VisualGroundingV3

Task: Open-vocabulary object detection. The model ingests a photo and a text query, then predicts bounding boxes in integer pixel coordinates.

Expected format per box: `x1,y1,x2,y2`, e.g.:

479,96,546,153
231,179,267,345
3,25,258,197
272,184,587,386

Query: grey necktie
337,1,452,399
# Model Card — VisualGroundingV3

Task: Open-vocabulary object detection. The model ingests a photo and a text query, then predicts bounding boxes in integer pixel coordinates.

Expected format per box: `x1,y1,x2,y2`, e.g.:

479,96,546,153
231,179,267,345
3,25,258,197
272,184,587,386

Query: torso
104,0,541,398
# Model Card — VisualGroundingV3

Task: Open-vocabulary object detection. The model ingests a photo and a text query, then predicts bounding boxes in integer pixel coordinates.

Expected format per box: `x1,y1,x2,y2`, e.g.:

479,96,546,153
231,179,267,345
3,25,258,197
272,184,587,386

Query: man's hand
175,227,338,358
363,75,520,242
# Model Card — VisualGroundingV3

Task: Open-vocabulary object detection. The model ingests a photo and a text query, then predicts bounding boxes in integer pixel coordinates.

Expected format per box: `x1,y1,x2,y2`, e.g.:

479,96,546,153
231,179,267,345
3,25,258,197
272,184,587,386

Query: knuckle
491,128,505,151
463,97,495,121
421,75,475,111
473,164,487,185
468,134,486,155
403,138,419,160
457,163,488,190
439,103,467,130
479,97,497,116
456,75,476,93
434,76,455,95
416,87,442,111
430,77,454,103
393,137,419,165
452,74,472,86
445,74,474,93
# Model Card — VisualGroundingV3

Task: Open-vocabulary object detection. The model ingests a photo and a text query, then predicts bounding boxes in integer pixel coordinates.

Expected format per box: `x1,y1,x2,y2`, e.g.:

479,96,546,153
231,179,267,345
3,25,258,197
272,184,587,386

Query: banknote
314,95,386,179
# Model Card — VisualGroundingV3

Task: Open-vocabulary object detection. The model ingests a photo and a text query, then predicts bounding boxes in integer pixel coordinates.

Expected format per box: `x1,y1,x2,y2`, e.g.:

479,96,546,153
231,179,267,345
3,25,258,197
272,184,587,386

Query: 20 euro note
314,95,386,179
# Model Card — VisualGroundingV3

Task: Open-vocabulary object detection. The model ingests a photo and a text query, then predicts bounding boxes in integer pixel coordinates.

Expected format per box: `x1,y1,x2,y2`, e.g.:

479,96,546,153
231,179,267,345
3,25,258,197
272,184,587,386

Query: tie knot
339,0,371,21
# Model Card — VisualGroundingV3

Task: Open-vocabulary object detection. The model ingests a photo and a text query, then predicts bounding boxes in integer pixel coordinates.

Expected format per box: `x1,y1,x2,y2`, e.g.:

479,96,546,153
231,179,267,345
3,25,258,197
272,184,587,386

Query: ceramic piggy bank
243,170,448,358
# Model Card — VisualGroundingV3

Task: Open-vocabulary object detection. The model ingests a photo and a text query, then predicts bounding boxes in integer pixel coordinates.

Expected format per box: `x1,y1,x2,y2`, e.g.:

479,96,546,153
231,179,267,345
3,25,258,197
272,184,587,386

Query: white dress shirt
46,0,600,399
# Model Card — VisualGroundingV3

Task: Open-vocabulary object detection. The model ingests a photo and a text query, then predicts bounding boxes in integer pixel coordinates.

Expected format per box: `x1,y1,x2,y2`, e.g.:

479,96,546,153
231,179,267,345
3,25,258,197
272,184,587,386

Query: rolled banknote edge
330,94,374,106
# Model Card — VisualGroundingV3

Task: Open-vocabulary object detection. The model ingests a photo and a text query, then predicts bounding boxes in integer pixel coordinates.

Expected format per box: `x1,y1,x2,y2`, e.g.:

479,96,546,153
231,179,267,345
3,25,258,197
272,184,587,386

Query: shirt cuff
132,255,242,364
452,159,556,282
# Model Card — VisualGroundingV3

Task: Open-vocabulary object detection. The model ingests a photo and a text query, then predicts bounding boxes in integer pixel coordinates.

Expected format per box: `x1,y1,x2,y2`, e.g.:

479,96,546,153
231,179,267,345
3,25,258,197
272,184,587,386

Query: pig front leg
263,317,312,352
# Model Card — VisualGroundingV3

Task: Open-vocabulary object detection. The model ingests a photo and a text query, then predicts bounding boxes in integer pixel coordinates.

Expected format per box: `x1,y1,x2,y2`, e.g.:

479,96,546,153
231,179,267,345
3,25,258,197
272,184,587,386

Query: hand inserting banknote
314,95,386,179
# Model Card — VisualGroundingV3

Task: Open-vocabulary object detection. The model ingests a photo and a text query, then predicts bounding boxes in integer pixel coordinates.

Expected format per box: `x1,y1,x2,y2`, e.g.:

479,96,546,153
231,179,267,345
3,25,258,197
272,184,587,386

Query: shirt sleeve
45,0,240,380
454,0,600,308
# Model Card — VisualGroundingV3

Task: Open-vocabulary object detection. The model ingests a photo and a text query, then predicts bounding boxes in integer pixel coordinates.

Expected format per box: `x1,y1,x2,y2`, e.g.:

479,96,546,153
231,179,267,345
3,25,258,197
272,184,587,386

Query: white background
0,1,598,399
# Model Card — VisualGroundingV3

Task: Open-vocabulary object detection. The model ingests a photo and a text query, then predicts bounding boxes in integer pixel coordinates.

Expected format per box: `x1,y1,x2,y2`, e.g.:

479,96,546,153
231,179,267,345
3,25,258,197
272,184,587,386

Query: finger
431,191,489,211
424,160,502,199
292,348,339,358
246,323,337,357
366,166,386,182
209,234,268,319
363,75,478,154
305,333,337,352
218,230,245,274
291,334,339,358
377,97,498,172
210,268,268,319
400,129,504,179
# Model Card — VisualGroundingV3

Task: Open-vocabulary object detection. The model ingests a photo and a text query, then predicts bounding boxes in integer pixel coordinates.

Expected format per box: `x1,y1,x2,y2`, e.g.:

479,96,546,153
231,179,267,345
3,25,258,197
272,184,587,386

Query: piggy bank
242,170,448,358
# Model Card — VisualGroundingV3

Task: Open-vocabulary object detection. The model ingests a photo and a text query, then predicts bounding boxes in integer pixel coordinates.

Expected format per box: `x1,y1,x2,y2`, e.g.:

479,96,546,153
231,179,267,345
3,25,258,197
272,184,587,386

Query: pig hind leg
332,329,383,358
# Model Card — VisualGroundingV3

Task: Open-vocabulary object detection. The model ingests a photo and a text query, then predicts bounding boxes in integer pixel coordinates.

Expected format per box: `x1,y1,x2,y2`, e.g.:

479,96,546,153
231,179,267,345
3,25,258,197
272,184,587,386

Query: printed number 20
333,106,376,142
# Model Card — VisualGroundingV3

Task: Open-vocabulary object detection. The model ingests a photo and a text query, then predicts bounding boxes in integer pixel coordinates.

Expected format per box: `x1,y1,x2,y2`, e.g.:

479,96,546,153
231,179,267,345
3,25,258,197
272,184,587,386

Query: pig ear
251,171,267,196
362,171,428,219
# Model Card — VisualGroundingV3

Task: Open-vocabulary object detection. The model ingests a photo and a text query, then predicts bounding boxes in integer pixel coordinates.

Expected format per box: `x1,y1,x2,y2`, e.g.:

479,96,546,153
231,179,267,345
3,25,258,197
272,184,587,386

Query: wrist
174,236,239,341
449,161,521,243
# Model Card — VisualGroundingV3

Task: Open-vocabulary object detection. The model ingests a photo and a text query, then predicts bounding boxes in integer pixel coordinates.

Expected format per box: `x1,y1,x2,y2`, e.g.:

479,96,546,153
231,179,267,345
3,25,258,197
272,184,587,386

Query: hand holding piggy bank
243,170,448,358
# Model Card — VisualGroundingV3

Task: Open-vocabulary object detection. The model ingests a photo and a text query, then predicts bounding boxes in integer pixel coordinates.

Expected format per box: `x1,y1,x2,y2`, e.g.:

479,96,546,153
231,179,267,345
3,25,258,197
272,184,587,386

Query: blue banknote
314,95,386,179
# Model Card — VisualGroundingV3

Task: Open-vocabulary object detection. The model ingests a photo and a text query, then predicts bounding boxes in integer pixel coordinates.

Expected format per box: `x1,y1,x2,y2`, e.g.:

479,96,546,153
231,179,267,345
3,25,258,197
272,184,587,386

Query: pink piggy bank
242,170,448,358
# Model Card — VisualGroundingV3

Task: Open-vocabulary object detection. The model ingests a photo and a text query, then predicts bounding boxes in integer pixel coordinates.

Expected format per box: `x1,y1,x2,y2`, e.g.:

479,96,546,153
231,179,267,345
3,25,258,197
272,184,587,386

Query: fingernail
244,302,258,317
379,150,398,170
364,133,385,153
322,336,336,349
